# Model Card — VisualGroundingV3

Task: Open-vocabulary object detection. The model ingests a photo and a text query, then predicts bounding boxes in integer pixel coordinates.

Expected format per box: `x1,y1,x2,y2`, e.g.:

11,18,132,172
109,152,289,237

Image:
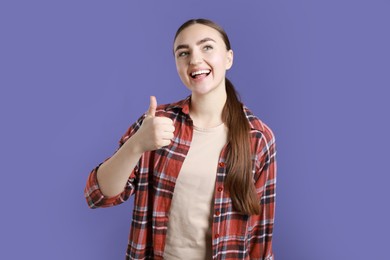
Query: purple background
1,1,389,259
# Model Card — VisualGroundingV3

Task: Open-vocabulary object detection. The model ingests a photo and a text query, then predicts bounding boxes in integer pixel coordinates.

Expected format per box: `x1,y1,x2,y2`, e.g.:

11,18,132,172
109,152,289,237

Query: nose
189,51,202,65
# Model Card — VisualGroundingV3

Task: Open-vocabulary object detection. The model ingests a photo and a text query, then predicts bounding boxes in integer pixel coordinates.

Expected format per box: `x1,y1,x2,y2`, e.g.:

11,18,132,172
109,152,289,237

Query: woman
85,18,277,260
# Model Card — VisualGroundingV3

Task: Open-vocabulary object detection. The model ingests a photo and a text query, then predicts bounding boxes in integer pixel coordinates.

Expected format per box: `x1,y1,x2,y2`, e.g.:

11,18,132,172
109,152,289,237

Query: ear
225,49,234,70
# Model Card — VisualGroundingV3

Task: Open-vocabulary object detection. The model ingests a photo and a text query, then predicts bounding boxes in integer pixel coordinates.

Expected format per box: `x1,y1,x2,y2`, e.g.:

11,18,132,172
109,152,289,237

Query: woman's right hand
130,96,175,153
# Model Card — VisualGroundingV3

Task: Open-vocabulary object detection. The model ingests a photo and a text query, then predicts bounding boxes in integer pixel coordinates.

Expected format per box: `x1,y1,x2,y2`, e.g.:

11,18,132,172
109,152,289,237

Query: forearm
97,133,144,197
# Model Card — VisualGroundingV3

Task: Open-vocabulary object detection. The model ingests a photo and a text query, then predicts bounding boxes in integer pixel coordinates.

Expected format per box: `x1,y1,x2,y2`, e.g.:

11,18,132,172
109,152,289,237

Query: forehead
174,24,223,46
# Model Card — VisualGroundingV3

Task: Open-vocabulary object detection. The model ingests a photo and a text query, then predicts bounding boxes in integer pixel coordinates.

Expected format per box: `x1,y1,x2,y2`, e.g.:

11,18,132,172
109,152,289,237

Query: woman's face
173,24,233,96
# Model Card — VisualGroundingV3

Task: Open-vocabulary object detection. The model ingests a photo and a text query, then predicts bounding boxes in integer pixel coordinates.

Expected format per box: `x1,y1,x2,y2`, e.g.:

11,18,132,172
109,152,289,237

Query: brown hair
174,19,260,215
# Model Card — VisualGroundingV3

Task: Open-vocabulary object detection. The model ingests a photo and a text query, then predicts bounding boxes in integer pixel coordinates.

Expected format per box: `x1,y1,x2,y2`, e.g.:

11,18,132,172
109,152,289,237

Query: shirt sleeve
84,114,146,209
252,124,277,259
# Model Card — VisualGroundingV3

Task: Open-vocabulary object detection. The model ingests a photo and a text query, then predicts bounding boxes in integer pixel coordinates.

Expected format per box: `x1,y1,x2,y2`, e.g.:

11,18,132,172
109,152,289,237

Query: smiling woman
174,24,232,99
84,18,277,260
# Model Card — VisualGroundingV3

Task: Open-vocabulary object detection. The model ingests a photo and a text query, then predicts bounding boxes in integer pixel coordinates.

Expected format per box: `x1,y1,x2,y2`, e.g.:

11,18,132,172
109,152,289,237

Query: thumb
146,96,157,117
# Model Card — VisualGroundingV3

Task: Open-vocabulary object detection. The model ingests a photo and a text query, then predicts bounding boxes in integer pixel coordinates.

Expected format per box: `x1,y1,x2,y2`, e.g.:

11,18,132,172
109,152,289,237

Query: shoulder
243,107,277,169
244,106,274,136
243,106,276,143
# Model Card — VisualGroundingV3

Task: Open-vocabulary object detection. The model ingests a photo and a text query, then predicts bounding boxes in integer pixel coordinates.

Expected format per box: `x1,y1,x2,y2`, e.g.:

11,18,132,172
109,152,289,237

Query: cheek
210,56,227,73
208,52,226,65
175,63,189,83
177,67,188,79
175,61,185,74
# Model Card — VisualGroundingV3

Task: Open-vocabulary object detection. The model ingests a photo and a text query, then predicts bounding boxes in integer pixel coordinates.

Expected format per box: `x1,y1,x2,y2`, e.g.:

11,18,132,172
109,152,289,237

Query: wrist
124,133,146,155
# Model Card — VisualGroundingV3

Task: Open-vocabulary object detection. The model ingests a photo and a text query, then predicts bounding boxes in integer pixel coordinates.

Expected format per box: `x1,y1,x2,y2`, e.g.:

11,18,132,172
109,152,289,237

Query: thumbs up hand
133,96,175,152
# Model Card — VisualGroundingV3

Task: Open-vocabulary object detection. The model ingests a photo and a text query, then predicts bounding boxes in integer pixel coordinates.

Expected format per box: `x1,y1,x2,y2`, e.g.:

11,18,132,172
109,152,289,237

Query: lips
190,69,211,79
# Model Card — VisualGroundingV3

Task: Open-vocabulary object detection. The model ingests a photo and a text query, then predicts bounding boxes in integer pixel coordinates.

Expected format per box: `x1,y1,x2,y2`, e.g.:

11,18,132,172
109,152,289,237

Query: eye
178,51,189,58
203,45,213,51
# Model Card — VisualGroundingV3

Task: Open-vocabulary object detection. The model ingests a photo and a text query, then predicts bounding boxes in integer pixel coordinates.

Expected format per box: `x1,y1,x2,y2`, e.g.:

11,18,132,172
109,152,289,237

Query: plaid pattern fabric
85,96,277,260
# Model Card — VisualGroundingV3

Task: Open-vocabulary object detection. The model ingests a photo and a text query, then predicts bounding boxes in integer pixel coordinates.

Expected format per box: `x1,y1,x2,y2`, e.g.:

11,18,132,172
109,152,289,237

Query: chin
190,85,220,96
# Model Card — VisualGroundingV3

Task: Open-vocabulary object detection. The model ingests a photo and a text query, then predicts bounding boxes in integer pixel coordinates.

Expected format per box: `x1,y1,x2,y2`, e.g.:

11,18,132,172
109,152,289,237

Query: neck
189,87,227,128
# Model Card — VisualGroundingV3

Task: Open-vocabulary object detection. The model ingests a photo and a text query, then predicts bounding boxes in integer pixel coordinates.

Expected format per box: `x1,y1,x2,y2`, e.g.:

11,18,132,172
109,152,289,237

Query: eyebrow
174,37,216,53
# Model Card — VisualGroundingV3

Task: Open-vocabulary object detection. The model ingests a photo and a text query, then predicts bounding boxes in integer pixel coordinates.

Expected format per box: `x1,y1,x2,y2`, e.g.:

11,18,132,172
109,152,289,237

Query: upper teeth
191,70,210,76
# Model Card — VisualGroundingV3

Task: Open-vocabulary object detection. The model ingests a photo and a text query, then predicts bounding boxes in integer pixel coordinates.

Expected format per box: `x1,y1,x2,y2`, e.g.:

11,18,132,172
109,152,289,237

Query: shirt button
217,186,223,192
214,234,220,239
218,162,225,167
215,211,221,216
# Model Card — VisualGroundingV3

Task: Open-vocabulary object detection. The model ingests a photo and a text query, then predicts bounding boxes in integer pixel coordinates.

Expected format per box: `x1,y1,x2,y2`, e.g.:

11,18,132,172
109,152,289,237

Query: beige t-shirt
163,123,228,260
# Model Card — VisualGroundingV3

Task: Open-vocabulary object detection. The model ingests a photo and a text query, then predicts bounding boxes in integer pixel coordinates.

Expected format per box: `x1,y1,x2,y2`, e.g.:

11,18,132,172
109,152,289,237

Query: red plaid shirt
85,97,277,260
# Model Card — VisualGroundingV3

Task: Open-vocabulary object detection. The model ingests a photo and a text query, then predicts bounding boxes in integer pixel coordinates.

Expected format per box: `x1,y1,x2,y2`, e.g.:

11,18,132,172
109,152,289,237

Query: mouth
190,69,211,79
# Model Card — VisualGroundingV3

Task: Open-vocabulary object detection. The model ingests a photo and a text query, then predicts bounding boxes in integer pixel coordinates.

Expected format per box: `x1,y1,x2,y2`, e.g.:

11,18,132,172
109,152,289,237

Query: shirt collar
166,95,191,115
165,96,265,133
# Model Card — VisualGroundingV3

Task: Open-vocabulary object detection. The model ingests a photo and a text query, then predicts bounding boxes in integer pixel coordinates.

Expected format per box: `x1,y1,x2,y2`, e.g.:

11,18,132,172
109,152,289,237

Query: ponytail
222,78,260,215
